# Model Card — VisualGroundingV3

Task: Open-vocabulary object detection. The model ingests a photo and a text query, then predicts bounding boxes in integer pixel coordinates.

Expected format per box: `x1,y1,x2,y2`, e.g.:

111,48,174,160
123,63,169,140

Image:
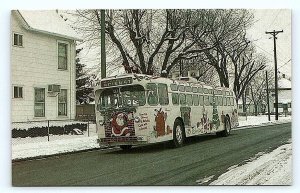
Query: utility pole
265,71,271,121
265,30,283,120
101,9,106,79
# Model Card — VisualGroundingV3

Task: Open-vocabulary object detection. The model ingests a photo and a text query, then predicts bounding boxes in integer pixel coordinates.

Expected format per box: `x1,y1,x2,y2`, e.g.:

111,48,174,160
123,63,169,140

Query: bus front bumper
97,135,148,145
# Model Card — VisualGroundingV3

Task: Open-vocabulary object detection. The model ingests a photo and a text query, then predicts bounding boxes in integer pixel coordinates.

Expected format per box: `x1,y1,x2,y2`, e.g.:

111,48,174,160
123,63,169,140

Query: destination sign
101,77,133,87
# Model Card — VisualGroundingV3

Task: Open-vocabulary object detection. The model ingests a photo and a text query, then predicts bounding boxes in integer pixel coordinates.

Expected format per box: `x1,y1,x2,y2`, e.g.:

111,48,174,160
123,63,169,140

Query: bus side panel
135,106,178,144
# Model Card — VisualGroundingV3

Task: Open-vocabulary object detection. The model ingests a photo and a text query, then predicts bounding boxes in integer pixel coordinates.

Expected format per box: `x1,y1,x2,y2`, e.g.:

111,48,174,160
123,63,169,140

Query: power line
268,9,282,29
278,59,291,70
252,41,286,64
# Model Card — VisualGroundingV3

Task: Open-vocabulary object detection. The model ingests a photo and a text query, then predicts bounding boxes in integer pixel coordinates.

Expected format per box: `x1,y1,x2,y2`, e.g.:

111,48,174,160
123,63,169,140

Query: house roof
17,10,82,41
278,77,291,89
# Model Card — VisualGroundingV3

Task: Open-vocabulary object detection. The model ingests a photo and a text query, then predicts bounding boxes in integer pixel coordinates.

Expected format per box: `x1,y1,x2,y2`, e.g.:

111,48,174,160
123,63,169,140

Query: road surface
12,123,291,186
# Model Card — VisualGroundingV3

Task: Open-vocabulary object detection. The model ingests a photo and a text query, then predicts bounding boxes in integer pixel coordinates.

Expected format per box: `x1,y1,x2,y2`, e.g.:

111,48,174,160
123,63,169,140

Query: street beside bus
12,122,291,186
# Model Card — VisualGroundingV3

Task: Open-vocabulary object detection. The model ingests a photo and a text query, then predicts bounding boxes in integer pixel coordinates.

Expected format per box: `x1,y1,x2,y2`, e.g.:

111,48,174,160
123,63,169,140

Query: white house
271,74,292,114
11,10,81,122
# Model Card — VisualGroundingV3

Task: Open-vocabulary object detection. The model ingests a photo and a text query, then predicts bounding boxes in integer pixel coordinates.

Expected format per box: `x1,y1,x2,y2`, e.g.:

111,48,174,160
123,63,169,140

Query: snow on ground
12,136,99,160
12,124,101,160
209,141,292,185
237,115,291,128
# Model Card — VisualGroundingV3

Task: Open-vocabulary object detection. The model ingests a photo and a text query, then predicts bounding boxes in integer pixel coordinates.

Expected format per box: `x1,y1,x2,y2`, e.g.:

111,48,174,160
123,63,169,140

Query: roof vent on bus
188,70,200,78
177,76,198,83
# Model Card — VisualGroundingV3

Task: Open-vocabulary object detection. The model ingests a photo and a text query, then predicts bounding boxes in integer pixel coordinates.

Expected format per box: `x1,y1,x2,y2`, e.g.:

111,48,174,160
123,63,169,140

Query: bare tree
199,9,254,87
245,69,274,115
232,49,267,104
69,9,267,98
71,9,216,76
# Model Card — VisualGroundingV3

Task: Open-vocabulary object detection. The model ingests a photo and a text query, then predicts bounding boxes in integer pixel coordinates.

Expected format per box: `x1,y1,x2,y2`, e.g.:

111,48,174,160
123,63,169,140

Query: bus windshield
98,85,146,109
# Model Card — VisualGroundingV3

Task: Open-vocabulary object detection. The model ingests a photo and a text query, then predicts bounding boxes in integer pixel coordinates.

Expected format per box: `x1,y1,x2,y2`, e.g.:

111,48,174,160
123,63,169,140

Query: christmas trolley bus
95,74,239,150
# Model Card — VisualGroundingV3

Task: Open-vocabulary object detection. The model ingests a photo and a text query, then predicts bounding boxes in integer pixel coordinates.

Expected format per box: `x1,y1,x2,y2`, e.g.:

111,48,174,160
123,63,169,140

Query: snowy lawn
237,115,291,128
12,124,101,160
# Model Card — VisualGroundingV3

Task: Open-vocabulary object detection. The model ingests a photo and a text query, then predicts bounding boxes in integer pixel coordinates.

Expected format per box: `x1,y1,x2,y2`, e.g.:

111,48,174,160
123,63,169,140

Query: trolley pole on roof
101,9,106,79
265,30,283,120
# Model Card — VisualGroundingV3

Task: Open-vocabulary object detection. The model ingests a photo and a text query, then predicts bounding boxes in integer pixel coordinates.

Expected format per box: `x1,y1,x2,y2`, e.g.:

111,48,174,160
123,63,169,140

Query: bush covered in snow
12,123,87,138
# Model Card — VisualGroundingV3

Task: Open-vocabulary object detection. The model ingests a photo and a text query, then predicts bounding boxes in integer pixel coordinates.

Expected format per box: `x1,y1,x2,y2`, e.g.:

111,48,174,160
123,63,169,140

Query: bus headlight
99,120,104,126
134,116,141,123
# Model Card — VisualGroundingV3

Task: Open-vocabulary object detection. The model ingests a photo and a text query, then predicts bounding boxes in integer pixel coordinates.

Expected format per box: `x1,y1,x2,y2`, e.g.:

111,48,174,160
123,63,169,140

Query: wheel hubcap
176,125,183,143
226,121,230,132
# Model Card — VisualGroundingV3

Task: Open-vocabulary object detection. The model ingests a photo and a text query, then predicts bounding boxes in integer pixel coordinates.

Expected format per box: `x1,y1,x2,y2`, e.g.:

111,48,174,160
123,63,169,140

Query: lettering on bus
138,112,150,130
101,77,133,88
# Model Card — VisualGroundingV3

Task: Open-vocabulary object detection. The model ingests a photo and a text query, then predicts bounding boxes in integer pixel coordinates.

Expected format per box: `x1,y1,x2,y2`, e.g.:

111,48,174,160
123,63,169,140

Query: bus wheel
173,119,185,147
219,117,231,137
120,145,132,150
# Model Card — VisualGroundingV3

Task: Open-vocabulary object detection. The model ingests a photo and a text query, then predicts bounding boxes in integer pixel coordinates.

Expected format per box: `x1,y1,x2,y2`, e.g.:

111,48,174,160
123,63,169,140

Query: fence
11,119,97,145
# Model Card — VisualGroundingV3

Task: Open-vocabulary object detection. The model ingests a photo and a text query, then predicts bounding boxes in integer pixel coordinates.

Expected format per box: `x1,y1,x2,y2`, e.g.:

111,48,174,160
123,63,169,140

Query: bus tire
172,119,185,147
120,145,132,150
219,117,231,137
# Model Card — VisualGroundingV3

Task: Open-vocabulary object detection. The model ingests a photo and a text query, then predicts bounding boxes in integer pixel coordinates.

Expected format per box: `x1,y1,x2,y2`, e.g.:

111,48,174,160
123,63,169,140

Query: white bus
95,74,238,150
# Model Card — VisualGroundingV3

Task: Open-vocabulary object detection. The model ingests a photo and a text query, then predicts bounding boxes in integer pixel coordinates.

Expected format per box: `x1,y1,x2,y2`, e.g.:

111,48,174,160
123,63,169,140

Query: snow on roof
18,10,82,41
278,78,291,89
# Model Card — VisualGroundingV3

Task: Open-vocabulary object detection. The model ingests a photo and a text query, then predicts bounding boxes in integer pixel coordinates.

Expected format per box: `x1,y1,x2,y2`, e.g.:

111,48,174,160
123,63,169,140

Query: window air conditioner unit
48,84,61,92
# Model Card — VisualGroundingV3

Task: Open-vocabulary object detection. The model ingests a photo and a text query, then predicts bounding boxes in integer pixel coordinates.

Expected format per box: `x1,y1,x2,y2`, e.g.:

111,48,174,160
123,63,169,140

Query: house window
58,42,68,70
13,33,23,47
13,86,23,98
58,89,67,116
34,88,45,117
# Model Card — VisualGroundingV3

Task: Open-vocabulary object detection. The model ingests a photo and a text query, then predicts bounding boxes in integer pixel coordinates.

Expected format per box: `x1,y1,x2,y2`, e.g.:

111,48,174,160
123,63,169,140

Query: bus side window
193,94,199,106
199,95,204,106
209,95,213,105
231,98,234,106
146,83,158,105
223,97,227,106
186,94,193,106
179,93,186,105
172,93,179,105
132,90,146,106
228,97,231,106
218,96,223,106
204,95,209,106
158,83,169,105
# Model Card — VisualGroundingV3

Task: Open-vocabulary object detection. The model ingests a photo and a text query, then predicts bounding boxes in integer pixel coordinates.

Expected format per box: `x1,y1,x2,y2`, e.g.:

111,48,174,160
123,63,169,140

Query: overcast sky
247,9,291,77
